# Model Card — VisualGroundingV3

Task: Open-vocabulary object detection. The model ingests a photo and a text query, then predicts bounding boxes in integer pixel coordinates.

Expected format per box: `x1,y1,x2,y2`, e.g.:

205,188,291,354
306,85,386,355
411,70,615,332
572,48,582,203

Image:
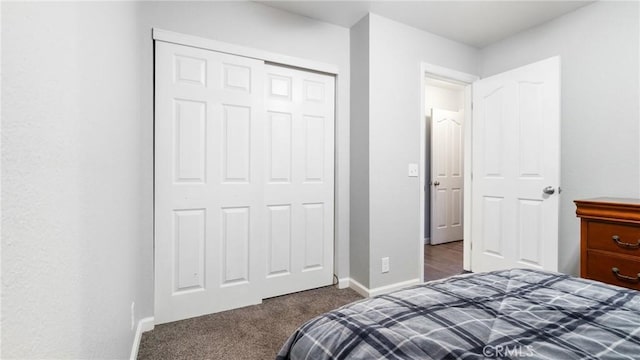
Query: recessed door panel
174,54,206,86
482,196,503,257
223,63,251,92
303,203,324,271
173,209,206,293
450,119,463,177
222,105,251,183
267,112,292,183
267,205,292,277
518,82,543,178
482,87,504,178
304,80,325,102
221,207,250,286
304,115,325,182
268,74,292,100
174,100,206,183
435,118,448,177
517,199,543,267
451,188,462,227
435,189,447,228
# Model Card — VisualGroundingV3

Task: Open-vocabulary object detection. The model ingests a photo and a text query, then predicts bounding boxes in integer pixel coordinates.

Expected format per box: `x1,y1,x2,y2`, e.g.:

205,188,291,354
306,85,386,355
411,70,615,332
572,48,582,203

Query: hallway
424,241,464,282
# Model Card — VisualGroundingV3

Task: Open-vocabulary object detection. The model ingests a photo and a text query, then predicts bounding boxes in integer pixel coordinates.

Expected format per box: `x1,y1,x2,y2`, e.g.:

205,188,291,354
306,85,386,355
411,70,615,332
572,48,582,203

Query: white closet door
262,65,335,298
155,41,336,323
154,42,265,324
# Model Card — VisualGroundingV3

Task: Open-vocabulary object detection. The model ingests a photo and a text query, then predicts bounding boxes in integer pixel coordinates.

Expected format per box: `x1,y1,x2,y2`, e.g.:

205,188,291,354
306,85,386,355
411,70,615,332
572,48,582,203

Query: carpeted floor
138,286,363,360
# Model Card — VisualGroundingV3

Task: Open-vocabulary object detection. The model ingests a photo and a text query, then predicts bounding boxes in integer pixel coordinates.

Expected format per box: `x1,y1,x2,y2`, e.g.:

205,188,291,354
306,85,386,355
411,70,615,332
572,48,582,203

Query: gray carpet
138,286,363,360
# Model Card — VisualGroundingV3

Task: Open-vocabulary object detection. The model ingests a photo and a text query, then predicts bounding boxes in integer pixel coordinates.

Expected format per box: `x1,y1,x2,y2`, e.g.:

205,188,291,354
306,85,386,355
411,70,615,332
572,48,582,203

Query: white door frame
419,63,479,280
153,29,339,75
152,29,345,320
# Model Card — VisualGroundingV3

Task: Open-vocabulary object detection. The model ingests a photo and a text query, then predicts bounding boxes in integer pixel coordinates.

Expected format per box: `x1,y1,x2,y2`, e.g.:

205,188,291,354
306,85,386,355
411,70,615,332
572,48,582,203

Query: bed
276,269,640,359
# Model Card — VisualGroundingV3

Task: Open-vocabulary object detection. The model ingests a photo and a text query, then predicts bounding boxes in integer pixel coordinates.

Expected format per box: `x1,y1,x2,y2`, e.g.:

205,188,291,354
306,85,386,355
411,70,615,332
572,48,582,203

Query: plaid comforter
276,269,640,359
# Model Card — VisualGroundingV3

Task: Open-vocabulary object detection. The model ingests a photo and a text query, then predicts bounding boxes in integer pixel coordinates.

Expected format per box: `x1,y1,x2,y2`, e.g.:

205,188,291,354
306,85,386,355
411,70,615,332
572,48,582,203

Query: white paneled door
471,56,560,273
154,42,335,324
430,108,464,245
262,65,335,298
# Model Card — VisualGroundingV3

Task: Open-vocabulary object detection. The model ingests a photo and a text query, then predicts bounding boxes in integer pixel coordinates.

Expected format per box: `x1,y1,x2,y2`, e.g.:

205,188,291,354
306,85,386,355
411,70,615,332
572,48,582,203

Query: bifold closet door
155,41,335,324
155,42,266,324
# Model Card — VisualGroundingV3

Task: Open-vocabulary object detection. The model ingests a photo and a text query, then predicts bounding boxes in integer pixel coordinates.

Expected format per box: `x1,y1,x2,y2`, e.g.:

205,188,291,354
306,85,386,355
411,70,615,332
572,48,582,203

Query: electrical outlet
131,302,135,331
381,257,390,273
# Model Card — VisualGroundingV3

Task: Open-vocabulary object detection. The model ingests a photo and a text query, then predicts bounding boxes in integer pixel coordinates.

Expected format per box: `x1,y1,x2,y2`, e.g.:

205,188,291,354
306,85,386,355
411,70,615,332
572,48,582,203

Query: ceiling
258,1,594,48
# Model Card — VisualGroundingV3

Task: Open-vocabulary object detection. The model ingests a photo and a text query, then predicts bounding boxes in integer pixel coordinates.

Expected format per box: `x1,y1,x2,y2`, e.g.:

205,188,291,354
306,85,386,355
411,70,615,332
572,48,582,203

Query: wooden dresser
575,197,640,290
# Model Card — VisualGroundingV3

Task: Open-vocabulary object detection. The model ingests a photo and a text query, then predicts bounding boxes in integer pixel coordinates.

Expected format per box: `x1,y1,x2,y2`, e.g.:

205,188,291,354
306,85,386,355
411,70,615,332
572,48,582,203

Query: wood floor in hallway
424,240,464,282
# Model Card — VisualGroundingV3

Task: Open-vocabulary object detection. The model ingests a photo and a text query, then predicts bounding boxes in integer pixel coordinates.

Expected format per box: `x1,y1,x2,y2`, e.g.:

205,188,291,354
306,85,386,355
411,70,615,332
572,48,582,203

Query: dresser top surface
575,198,640,222
575,197,640,206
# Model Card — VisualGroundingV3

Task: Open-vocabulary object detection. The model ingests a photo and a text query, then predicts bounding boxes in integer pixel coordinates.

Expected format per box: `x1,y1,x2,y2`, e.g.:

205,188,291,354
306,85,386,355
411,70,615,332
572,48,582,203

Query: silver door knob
543,186,555,195
433,181,440,186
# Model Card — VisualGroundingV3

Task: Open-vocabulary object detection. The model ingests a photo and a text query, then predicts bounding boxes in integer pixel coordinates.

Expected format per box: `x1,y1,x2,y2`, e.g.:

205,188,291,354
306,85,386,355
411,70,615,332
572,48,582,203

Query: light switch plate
408,163,419,177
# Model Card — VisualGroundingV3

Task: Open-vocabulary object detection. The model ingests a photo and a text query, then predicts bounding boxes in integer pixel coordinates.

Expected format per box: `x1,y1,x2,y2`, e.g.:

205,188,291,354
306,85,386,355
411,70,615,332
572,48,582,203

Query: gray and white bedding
276,269,640,359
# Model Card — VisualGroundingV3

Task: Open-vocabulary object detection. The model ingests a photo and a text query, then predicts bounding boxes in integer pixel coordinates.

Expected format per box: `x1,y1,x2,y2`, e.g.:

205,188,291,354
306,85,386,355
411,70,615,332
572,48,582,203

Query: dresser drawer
586,221,640,256
586,251,640,291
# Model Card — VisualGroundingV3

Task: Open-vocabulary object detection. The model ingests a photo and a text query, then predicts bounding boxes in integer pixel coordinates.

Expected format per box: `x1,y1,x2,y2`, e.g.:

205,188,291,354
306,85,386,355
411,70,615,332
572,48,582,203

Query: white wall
349,15,371,287
425,85,465,114
479,1,640,275
2,2,150,358
138,0,351,284
5,1,628,357
2,1,351,358
355,14,478,289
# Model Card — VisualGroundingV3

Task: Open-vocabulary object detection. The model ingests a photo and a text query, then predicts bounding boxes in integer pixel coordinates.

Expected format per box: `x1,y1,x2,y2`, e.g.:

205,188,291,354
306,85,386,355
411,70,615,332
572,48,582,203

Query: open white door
471,56,560,273
430,108,464,245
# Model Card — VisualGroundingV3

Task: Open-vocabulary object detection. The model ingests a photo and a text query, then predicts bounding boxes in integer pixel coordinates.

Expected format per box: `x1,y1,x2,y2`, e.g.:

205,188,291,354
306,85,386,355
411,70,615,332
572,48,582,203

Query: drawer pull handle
611,235,640,249
611,267,640,283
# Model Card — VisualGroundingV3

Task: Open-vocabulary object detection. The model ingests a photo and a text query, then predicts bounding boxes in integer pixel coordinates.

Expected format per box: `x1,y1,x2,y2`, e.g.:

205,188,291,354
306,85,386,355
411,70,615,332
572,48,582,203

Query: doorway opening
419,63,478,283
424,77,466,281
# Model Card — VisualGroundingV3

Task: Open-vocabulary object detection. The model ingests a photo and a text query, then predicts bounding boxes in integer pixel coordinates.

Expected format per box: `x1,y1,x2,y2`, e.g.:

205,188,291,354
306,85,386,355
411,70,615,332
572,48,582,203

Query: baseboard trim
369,278,422,297
337,277,350,289
130,317,154,360
348,277,422,298
424,237,431,245
348,278,370,297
